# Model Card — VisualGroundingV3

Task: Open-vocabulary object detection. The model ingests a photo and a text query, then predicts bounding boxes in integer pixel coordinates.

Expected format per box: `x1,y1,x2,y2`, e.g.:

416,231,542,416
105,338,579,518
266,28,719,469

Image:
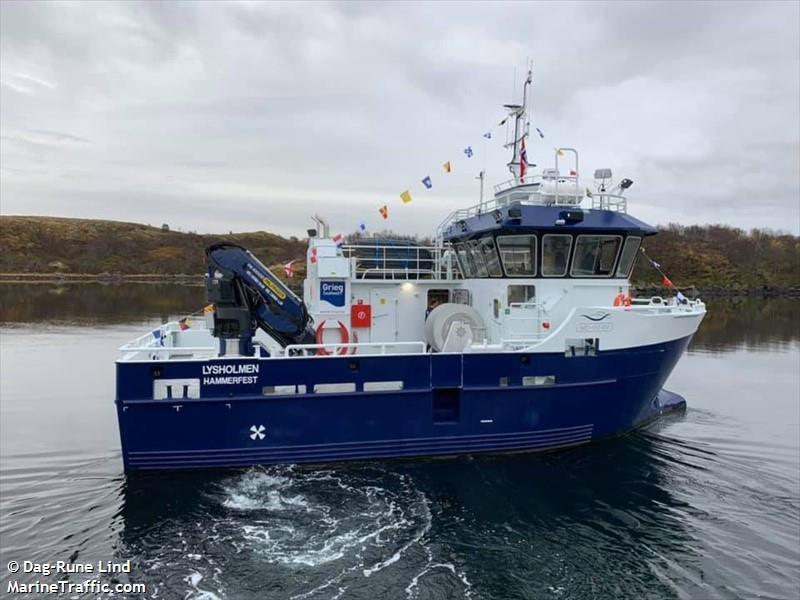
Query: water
1,283,798,600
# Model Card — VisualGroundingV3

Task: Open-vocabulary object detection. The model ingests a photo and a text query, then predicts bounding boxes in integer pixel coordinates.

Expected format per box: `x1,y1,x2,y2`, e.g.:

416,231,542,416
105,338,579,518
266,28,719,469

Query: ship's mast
504,63,533,183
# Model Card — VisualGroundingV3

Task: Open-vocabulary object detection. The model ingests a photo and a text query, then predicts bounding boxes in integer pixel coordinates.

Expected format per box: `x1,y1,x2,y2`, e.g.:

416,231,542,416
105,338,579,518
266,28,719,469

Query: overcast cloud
1,1,798,237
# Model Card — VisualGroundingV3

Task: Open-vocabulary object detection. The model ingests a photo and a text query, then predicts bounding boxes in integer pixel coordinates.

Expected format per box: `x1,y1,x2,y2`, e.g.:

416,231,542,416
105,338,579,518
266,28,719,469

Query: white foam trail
223,466,461,598
184,571,224,600
362,490,432,577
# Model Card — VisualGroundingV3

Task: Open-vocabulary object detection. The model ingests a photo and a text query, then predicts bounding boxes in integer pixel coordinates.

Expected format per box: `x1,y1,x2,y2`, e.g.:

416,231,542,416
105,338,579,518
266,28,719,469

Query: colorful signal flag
400,190,412,204
442,161,451,173
379,205,389,219
283,260,295,278
422,176,432,189
463,146,474,158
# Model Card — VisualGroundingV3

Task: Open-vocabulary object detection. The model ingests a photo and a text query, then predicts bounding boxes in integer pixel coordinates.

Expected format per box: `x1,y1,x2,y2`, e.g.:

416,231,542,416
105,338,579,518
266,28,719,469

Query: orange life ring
613,293,632,307
315,320,350,355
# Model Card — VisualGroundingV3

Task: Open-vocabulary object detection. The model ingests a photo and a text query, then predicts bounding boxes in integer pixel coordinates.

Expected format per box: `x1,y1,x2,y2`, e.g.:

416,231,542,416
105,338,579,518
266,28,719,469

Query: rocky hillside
0,216,306,275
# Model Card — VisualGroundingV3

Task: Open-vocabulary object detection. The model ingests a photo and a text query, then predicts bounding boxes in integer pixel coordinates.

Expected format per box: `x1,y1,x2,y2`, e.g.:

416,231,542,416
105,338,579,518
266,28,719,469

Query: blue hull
115,335,692,470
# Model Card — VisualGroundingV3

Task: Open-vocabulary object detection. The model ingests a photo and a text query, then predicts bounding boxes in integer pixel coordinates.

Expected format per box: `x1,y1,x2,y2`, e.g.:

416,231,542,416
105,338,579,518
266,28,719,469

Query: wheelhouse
442,203,656,281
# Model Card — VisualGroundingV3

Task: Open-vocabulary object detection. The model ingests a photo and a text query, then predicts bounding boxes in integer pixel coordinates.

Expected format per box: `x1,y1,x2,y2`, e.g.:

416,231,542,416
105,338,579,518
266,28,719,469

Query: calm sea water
1,283,798,600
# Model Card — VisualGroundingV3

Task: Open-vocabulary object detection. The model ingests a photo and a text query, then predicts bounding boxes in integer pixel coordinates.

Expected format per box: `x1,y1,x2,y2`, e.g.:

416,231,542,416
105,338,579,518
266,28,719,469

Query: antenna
504,64,534,182
476,170,485,208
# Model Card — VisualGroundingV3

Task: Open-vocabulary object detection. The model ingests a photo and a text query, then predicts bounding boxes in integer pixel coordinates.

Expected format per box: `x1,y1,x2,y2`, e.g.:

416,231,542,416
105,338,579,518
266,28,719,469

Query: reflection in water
691,298,800,351
0,282,205,324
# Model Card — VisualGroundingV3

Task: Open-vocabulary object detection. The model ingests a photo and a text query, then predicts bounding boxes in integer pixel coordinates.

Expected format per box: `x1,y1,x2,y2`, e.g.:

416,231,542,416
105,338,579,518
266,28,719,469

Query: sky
1,1,799,238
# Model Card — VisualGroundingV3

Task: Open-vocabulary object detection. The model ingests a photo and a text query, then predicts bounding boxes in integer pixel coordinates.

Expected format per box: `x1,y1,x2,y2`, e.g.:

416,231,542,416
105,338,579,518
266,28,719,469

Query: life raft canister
613,292,632,307
315,320,351,355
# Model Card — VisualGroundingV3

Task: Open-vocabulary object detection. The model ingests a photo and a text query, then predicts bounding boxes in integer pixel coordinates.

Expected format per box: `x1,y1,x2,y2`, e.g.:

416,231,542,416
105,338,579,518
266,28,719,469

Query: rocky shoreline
0,272,204,284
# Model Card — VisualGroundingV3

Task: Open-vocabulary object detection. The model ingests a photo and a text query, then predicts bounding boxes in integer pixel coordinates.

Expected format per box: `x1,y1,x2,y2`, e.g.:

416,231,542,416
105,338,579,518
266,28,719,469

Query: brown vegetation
0,216,305,276
635,224,799,290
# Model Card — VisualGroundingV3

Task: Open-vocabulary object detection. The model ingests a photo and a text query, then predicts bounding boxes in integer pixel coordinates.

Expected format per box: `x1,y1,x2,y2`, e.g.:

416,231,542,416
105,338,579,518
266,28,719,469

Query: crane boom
205,243,315,355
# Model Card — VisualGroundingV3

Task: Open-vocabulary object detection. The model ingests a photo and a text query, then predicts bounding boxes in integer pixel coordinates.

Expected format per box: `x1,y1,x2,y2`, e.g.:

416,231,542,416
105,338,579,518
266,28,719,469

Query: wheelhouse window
453,242,477,278
467,237,502,278
570,235,622,277
466,240,487,277
541,234,572,277
497,235,537,277
615,236,642,278
508,285,536,305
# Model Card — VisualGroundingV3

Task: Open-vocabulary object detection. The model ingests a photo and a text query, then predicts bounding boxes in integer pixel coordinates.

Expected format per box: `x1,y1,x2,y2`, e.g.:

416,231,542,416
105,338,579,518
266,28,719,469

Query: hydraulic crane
205,243,315,356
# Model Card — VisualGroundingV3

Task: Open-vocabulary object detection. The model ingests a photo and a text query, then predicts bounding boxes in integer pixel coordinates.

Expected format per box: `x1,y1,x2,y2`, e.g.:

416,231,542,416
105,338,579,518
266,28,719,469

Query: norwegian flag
519,138,528,181
283,260,295,278
333,233,344,248
310,248,317,264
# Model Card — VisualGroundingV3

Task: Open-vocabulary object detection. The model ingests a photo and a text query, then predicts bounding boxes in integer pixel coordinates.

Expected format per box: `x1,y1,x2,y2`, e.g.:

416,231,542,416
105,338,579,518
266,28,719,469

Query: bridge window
497,235,537,277
454,243,477,278
570,235,622,277
467,238,503,278
542,234,572,277
615,236,642,277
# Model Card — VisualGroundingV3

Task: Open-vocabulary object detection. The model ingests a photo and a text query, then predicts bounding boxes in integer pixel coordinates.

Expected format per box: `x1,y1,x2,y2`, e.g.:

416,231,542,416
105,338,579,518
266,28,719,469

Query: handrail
436,180,586,239
591,193,627,212
342,243,460,281
282,341,427,357
493,174,543,194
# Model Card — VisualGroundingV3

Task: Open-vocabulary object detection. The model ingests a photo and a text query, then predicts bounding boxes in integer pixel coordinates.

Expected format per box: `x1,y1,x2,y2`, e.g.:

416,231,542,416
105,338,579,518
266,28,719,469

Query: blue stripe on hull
116,335,693,470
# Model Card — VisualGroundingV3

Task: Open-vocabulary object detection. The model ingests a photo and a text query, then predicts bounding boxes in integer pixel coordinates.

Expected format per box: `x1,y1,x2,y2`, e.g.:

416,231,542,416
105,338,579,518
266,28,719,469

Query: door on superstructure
370,288,398,343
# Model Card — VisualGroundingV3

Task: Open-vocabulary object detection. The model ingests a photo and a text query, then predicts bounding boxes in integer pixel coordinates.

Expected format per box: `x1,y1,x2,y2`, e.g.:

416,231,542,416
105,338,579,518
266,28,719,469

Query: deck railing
282,341,427,357
342,244,461,281
591,192,627,212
